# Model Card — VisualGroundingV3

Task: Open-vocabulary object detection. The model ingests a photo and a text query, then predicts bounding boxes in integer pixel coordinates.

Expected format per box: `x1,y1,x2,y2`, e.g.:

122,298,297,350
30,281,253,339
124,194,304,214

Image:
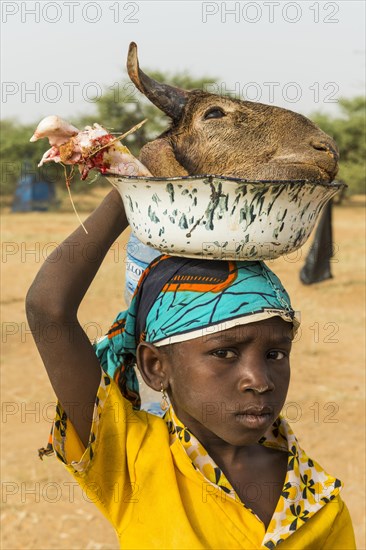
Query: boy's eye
267,350,287,361
212,349,237,359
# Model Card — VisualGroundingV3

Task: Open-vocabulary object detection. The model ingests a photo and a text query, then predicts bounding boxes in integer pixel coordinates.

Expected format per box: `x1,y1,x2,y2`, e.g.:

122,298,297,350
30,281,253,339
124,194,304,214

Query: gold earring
160,383,169,411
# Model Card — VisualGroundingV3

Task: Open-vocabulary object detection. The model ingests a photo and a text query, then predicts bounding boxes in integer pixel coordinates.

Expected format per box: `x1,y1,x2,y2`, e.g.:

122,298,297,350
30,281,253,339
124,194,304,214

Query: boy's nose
237,361,275,394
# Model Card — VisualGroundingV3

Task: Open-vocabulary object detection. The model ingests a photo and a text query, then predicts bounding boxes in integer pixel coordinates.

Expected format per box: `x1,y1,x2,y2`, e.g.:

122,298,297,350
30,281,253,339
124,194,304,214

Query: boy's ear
136,342,169,392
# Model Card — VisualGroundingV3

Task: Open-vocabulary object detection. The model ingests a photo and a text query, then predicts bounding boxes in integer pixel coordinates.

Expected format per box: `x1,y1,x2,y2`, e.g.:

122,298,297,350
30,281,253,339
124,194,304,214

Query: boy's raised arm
26,189,128,447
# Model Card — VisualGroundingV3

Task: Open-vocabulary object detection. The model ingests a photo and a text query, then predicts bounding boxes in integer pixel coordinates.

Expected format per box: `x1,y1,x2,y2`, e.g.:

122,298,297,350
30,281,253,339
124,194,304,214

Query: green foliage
87,71,218,156
1,74,364,198
0,119,61,195
311,97,366,195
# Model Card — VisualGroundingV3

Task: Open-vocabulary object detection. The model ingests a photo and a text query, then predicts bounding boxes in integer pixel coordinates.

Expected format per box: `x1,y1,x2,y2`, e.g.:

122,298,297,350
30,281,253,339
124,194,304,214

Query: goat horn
127,42,188,120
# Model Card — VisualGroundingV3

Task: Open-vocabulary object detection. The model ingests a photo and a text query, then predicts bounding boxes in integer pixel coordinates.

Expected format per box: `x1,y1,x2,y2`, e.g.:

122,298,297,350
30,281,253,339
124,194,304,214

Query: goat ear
139,138,188,177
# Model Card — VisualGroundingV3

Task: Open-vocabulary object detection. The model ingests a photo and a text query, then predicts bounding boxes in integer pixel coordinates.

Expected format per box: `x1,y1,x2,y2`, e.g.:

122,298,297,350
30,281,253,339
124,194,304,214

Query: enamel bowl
108,175,344,260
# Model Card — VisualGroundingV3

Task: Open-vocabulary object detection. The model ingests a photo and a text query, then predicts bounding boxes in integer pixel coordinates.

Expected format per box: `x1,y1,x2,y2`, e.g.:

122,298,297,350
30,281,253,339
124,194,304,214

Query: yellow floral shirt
52,371,356,549
165,407,344,548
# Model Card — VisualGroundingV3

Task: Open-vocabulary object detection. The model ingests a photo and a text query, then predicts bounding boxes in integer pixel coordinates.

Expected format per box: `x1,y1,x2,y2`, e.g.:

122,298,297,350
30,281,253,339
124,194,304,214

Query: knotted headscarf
93,255,300,409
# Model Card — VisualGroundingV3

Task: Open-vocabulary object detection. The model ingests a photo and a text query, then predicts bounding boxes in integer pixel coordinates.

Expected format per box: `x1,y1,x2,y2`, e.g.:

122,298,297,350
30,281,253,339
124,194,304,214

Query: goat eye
204,108,226,120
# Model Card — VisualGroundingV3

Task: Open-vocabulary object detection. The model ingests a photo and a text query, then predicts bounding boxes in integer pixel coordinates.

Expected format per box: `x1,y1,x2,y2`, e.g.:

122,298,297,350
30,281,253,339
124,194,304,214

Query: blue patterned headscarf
94,255,300,408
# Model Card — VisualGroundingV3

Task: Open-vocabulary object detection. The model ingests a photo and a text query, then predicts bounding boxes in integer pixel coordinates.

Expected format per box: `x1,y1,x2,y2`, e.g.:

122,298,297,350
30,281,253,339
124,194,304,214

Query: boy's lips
237,405,273,415
234,405,274,429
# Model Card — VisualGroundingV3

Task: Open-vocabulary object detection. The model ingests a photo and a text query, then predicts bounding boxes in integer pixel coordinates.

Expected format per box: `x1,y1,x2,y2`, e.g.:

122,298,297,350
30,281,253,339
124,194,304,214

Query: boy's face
162,317,292,447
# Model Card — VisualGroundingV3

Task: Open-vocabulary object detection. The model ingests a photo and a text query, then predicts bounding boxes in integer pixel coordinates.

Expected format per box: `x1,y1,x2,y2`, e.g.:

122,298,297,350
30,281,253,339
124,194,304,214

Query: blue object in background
12,173,56,212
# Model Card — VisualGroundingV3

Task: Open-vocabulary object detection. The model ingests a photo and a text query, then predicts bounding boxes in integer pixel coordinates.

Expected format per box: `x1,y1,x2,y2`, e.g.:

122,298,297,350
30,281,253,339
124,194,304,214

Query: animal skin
31,116,152,179
127,43,339,182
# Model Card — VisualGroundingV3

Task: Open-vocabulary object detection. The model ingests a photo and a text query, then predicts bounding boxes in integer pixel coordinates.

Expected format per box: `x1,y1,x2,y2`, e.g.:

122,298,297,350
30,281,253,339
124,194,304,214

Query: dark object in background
300,200,334,285
12,173,56,212
332,180,347,205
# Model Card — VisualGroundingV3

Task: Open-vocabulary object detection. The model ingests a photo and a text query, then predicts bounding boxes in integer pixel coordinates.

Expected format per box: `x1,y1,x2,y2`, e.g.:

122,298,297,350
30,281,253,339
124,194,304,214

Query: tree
0,119,60,196
83,70,218,156
1,79,364,197
310,97,366,195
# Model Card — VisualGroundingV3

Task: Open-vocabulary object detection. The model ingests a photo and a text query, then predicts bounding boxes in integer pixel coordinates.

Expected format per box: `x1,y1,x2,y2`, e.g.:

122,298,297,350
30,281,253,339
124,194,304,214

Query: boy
26,189,355,549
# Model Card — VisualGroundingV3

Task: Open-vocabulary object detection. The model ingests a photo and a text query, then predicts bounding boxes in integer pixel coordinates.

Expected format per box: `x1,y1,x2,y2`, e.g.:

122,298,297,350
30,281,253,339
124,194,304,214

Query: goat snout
306,137,339,181
310,138,339,161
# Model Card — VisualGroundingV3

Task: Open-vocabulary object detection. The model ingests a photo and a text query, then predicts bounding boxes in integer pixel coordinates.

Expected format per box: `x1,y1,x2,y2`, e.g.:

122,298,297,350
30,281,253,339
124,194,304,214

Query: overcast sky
1,0,365,125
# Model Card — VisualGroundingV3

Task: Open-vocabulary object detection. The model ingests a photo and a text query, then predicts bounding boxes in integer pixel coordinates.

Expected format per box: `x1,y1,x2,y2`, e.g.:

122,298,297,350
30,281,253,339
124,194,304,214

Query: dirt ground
1,189,365,549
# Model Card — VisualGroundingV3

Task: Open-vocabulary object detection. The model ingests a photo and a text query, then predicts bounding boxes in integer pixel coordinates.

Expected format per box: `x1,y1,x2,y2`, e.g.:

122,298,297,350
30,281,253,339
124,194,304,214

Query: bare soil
1,190,365,549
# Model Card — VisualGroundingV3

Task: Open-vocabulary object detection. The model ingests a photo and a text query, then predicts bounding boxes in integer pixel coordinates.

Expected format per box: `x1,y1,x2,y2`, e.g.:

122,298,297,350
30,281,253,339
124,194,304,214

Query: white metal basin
108,175,344,260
